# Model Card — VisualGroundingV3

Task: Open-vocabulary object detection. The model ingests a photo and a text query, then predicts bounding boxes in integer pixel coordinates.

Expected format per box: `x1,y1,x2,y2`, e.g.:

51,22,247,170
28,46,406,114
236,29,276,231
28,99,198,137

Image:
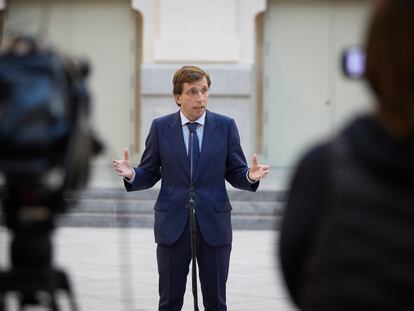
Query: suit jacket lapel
167,111,191,178
194,110,220,184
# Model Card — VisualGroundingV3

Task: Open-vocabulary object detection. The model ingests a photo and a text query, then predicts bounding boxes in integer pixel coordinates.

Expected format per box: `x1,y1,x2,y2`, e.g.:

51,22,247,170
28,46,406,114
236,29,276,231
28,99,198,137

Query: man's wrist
124,168,135,183
246,170,257,184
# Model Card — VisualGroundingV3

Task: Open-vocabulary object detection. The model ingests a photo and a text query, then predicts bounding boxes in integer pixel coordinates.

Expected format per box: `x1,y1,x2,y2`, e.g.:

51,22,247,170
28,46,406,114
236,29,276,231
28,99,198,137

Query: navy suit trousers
157,216,231,311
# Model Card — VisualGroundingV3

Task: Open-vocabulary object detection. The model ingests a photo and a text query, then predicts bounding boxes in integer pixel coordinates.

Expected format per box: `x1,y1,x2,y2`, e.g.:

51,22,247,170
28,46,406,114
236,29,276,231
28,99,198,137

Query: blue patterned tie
187,122,200,180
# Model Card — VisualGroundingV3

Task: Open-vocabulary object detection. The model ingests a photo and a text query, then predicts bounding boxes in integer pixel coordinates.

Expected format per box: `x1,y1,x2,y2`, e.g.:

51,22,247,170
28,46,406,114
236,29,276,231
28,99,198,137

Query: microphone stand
187,130,199,311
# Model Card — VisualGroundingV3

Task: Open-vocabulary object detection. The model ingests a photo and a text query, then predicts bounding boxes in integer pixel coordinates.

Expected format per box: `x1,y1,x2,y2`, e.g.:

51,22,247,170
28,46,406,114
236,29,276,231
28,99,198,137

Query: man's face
175,77,209,121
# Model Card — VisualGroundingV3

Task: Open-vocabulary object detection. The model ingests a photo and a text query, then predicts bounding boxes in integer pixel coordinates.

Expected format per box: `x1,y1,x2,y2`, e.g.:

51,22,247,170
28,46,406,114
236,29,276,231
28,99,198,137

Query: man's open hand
248,154,270,182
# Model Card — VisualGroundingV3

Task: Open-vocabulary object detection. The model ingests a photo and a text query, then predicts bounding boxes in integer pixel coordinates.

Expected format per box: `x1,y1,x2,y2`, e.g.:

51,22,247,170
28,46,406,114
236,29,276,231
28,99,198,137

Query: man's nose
196,92,205,100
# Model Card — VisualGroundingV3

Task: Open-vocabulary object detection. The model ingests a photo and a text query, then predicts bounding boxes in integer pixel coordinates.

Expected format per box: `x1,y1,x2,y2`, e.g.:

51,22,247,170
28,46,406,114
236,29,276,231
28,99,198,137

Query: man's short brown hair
172,66,211,103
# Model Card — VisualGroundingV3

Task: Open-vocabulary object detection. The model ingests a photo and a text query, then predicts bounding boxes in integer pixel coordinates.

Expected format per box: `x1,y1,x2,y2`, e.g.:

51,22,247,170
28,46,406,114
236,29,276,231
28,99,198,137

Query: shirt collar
180,110,206,126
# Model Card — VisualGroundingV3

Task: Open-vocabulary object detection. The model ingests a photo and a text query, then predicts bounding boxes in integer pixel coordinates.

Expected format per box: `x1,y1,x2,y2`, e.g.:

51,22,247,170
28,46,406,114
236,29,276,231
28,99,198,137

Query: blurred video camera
0,35,102,310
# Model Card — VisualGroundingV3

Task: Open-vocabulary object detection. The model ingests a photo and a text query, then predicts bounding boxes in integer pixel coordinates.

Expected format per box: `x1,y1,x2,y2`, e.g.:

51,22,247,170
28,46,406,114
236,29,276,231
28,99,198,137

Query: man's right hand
112,148,133,180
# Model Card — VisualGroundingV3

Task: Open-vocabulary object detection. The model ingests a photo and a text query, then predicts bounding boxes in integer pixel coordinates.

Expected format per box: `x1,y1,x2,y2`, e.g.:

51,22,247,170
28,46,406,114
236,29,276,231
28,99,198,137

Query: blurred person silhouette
112,65,269,311
279,0,414,310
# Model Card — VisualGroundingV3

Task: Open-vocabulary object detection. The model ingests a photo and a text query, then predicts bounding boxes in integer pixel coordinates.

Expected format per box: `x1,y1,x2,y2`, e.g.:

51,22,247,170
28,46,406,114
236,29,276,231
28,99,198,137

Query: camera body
0,36,100,229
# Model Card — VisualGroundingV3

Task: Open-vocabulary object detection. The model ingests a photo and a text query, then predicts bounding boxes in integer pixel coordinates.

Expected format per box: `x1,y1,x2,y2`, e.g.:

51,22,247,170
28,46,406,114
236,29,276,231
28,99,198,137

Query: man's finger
124,148,129,161
252,154,258,166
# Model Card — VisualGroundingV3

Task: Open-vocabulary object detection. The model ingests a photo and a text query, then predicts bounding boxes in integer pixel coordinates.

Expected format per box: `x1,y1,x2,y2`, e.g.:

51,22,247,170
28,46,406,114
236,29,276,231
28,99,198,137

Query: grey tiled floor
46,227,297,311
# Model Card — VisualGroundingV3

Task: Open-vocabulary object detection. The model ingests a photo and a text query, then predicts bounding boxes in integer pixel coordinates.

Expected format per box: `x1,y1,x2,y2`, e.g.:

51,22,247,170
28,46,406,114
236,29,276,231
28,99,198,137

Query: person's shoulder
295,142,330,173
287,142,331,201
206,110,234,125
153,111,180,124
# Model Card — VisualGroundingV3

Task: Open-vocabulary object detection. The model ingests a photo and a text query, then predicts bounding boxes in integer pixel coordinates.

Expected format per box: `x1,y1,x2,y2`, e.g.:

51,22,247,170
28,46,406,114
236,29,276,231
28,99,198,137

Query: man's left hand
248,154,270,182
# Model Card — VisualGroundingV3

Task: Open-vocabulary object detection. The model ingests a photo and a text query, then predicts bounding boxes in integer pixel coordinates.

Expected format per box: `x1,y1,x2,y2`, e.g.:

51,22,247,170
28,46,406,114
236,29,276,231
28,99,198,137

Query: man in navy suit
112,66,269,310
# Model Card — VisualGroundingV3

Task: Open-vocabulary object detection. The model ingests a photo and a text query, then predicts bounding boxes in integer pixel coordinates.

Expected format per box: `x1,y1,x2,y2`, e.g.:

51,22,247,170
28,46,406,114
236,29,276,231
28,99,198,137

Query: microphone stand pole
187,130,199,311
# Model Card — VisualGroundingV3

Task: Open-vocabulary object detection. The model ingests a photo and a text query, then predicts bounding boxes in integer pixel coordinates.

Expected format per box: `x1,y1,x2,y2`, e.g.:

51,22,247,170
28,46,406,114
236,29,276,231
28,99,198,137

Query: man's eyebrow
187,86,208,90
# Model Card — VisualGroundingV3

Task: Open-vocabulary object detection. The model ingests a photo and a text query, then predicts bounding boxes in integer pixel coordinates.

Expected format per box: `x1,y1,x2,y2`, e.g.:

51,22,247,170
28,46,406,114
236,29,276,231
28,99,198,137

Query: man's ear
175,94,181,106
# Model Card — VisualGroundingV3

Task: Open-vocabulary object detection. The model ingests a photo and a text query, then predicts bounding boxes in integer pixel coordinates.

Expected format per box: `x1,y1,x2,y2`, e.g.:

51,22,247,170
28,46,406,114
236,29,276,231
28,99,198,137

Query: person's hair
365,0,414,124
172,65,211,106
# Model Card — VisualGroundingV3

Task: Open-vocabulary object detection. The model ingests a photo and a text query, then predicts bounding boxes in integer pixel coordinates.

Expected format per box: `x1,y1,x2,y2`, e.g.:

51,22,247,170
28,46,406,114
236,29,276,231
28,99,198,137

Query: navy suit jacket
124,110,259,246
